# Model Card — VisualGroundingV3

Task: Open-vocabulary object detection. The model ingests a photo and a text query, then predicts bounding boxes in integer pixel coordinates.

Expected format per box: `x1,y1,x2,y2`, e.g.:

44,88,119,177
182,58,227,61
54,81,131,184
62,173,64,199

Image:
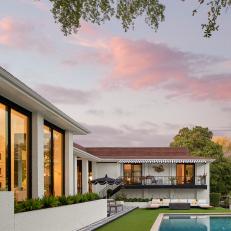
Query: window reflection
44,124,64,196
0,103,8,191
11,109,29,201
44,125,52,196
53,130,63,196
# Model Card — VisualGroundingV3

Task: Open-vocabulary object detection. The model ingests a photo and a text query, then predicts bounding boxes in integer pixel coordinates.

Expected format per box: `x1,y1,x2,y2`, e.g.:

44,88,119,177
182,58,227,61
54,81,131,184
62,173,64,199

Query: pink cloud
0,17,54,53
83,37,231,101
63,33,231,101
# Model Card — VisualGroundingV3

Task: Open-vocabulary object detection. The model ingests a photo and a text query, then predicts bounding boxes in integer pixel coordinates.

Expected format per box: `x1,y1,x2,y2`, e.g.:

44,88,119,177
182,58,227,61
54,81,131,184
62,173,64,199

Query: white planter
0,192,14,231
15,199,107,231
124,201,149,208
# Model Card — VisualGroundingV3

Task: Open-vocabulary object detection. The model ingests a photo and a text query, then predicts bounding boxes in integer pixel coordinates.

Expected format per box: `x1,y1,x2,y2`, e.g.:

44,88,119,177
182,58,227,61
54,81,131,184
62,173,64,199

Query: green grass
97,207,231,231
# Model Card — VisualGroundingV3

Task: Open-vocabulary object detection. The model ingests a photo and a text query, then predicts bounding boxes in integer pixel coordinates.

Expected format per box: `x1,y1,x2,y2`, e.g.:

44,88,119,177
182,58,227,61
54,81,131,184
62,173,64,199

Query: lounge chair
162,199,170,207
147,199,161,209
187,199,198,207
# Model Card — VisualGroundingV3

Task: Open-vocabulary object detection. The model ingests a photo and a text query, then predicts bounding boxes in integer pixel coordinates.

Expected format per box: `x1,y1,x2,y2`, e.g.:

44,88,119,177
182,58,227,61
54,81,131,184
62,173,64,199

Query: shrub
210,193,221,207
58,195,74,205
15,199,42,213
14,192,100,213
41,196,60,208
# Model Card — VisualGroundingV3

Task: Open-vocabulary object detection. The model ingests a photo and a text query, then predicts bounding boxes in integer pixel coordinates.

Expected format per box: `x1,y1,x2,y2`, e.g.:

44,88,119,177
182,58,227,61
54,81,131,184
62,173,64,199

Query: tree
213,136,231,158
48,0,231,37
170,126,231,194
170,126,223,160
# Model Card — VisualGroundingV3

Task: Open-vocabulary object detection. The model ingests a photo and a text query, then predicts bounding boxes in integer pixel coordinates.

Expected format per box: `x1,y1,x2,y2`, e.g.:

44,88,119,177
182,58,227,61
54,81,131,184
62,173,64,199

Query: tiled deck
77,206,137,231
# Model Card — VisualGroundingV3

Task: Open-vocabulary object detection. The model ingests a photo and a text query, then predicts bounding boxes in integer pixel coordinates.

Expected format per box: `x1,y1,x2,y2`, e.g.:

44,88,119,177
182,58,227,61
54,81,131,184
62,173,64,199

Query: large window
88,161,92,193
44,122,64,196
176,164,195,185
77,159,82,194
123,164,142,184
0,97,31,201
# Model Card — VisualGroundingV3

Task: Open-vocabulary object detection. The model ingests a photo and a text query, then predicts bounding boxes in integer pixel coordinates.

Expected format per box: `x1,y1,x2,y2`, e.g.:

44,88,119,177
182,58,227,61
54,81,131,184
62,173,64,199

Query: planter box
124,202,149,208
0,192,14,231
15,199,107,231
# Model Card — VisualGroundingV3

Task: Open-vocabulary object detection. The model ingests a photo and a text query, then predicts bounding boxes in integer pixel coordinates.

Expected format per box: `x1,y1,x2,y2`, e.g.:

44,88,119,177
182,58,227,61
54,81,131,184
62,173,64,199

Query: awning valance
118,159,208,164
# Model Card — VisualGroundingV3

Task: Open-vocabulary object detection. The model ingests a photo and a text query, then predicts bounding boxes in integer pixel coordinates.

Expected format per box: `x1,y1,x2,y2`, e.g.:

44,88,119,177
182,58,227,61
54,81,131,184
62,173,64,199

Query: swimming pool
159,215,231,231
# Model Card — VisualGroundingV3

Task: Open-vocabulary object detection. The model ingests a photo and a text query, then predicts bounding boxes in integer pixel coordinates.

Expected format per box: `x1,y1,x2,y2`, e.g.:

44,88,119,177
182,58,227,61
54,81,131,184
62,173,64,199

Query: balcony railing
121,175,206,186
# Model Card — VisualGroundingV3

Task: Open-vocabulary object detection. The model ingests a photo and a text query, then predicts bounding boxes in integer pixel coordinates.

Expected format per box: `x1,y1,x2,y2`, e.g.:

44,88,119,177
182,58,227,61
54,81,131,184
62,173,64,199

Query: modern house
74,146,214,203
0,67,89,201
0,66,214,205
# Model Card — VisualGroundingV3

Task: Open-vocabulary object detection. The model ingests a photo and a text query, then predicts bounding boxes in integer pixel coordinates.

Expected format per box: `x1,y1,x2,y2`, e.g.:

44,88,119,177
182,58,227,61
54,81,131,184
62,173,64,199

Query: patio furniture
169,202,190,210
108,200,124,214
198,199,213,209
147,199,161,209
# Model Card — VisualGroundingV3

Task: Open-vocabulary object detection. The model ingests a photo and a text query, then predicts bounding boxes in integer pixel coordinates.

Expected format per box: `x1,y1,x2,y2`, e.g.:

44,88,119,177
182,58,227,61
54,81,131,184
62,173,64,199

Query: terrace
121,175,207,189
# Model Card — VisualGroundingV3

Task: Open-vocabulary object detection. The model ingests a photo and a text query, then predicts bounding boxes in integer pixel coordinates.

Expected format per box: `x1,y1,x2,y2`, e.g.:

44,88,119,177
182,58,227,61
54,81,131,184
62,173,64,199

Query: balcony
121,176,207,189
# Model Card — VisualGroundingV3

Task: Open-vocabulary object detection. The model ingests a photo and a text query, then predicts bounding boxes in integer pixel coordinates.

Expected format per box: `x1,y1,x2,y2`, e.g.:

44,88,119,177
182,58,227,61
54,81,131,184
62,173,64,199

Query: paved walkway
77,206,137,231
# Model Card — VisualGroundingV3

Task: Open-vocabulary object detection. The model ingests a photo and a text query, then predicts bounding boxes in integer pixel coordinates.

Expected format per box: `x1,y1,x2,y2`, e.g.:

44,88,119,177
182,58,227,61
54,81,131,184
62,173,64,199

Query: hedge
15,192,100,213
210,193,221,207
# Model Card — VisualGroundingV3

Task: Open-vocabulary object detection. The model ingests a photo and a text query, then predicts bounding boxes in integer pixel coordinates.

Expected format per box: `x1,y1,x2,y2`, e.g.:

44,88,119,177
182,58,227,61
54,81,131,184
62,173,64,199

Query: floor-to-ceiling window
176,164,195,185
77,159,82,194
123,164,142,184
44,122,64,196
0,97,31,201
0,103,8,191
88,161,92,193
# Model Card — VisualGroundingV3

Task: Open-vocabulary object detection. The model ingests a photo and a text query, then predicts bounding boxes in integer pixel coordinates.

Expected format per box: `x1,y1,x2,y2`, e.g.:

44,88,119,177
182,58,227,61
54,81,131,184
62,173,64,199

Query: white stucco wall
0,192,14,231
15,199,107,231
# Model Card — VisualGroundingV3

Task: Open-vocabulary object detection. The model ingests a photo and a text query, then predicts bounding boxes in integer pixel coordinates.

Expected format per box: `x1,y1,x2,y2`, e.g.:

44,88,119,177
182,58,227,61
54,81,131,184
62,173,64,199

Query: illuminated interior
44,123,64,196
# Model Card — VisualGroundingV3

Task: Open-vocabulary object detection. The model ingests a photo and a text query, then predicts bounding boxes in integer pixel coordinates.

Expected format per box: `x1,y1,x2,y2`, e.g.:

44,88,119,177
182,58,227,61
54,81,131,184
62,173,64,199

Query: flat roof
0,67,89,135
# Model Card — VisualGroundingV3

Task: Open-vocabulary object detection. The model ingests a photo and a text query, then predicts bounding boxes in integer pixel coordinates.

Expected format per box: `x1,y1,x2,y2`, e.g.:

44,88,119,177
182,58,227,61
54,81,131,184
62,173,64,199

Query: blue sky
0,0,231,146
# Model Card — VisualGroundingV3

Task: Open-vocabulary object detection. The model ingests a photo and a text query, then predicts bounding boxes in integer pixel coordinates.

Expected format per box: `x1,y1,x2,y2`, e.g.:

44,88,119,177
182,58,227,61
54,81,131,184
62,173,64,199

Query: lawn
97,207,231,231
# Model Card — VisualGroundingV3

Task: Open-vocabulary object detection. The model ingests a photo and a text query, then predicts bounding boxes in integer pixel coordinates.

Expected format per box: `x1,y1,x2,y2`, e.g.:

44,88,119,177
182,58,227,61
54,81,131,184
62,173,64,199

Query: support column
82,159,89,193
32,113,44,198
65,131,74,195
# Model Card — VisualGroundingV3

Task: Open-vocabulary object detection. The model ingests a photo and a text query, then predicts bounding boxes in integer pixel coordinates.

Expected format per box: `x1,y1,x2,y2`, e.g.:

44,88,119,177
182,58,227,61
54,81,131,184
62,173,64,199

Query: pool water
159,215,231,231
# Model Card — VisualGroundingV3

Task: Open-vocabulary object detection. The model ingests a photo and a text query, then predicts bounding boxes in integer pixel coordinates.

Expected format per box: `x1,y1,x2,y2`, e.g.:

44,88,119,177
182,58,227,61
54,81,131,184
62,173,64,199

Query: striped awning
118,159,208,164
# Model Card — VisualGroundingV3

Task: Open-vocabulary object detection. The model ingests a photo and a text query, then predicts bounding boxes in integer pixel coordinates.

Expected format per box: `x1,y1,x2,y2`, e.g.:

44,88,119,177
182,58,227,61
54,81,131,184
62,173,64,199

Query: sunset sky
1,0,231,146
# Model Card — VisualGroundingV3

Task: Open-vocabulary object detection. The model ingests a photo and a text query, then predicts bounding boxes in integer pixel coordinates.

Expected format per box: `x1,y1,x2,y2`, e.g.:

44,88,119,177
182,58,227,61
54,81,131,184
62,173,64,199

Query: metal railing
98,178,123,198
121,175,207,186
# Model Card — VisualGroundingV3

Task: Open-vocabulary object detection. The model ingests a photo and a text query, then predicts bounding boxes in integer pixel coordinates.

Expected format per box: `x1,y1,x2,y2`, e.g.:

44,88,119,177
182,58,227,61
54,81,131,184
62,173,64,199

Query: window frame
176,163,195,185
0,95,32,198
44,120,65,196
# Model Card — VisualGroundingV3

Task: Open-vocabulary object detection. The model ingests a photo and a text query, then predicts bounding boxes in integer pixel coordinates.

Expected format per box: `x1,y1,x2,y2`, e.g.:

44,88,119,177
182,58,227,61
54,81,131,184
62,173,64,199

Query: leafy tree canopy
171,126,231,194
170,126,223,160
48,0,231,37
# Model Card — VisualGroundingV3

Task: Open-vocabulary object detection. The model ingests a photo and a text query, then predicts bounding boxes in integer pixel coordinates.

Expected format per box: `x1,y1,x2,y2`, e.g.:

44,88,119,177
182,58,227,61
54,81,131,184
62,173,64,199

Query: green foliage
192,0,231,37
46,0,230,37
171,126,231,195
49,0,165,35
210,159,231,194
15,192,100,213
115,192,127,201
41,196,60,208
170,126,223,160
58,195,74,205
15,199,43,213
210,193,221,207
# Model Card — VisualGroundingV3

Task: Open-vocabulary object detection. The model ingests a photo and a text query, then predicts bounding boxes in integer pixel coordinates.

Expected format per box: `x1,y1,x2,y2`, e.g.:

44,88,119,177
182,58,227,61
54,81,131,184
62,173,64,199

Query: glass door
176,164,195,185
123,164,142,184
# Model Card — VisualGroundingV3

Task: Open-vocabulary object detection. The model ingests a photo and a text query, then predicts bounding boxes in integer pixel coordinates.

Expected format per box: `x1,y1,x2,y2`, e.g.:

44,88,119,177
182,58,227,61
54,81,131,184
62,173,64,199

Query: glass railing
121,176,206,186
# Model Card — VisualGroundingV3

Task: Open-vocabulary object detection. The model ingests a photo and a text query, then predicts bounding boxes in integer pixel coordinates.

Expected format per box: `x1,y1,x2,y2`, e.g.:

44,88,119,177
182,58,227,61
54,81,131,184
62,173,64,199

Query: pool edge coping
150,212,231,231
